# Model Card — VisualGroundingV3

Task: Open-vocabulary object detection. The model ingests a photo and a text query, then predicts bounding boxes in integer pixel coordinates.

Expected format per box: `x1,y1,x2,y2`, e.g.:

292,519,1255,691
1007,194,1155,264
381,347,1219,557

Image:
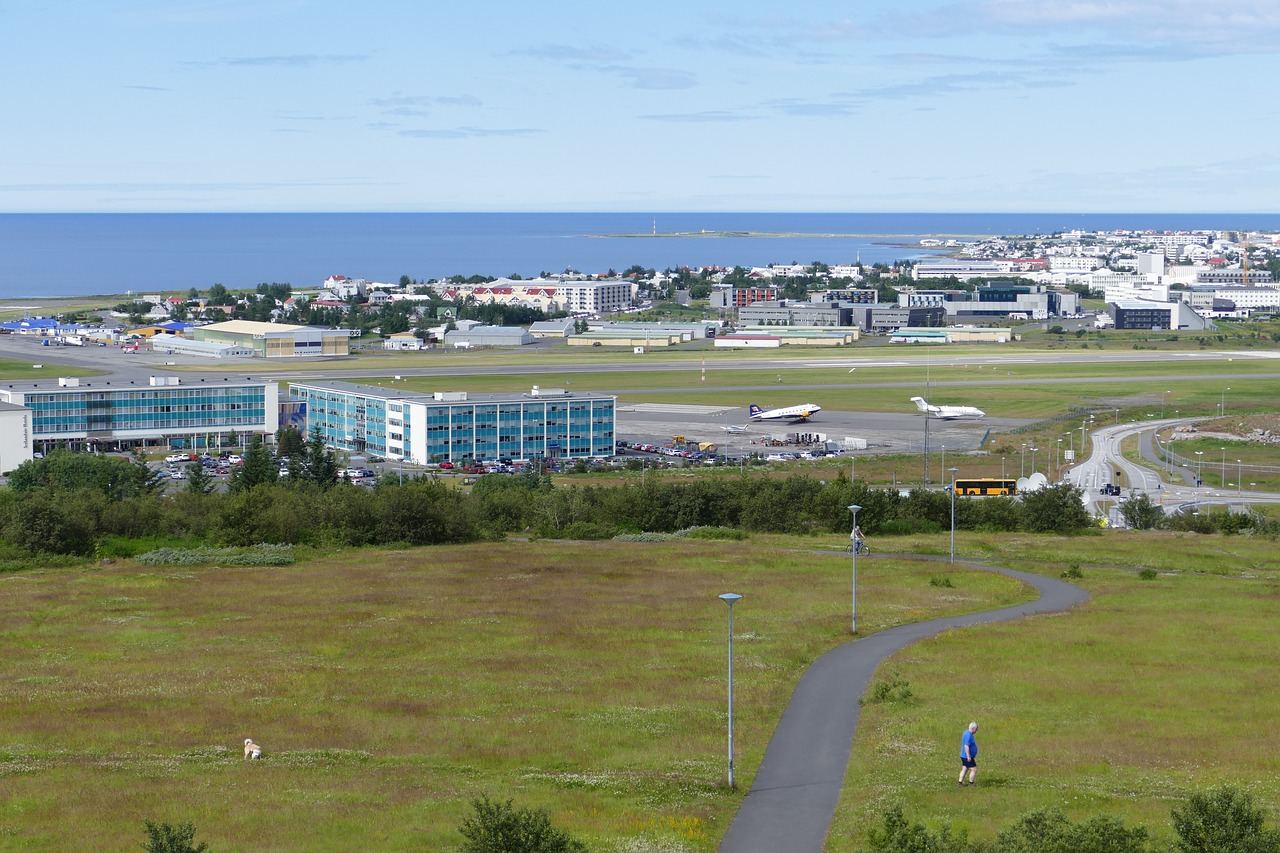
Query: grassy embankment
0,539,1027,851
815,530,1280,849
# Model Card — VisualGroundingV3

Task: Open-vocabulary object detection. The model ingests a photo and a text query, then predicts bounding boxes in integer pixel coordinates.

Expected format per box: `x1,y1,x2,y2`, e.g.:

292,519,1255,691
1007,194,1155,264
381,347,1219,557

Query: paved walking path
719,554,1088,853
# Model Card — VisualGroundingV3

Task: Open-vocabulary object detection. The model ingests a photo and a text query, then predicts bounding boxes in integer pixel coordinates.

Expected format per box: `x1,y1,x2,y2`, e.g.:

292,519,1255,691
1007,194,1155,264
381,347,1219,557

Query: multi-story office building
0,376,278,453
1107,300,1211,330
289,381,616,464
1183,285,1280,313
737,300,850,326
1195,269,1275,285
1047,256,1103,274
710,286,779,309
913,261,1001,280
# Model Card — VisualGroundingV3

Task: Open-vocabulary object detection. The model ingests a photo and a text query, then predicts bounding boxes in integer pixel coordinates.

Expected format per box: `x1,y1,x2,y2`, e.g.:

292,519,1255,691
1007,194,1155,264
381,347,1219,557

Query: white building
1137,252,1166,276
1048,256,1103,274
913,261,1001,280
383,333,425,351
1095,273,1170,304
0,402,33,472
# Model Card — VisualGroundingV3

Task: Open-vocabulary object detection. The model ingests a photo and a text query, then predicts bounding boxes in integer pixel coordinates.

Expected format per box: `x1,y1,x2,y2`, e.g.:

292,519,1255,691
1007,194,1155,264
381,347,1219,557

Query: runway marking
800,361,909,368
1214,350,1280,359
617,403,739,415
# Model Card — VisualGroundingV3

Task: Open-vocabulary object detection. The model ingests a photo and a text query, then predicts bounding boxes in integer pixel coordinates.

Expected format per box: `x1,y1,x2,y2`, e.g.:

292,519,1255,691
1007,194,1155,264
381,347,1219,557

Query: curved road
719,556,1087,853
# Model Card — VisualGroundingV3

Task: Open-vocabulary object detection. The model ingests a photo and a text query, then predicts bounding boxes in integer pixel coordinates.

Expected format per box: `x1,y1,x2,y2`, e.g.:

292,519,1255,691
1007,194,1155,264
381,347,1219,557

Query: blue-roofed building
289,381,615,464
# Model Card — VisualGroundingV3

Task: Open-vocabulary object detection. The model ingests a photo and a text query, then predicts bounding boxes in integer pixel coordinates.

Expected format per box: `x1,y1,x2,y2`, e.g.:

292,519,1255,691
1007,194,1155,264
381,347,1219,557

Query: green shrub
611,532,677,542
142,821,208,853
674,526,747,540
1061,565,1084,579
994,808,1150,853
557,521,617,540
458,795,587,853
880,518,943,536
863,674,914,705
1138,568,1158,581
136,544,295,566
1170,785,1280,853
929,575,955,588
866,805,973,852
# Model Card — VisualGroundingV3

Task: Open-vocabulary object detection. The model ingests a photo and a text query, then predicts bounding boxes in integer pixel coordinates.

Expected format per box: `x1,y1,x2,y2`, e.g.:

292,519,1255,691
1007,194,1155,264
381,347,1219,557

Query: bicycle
847,539,871,556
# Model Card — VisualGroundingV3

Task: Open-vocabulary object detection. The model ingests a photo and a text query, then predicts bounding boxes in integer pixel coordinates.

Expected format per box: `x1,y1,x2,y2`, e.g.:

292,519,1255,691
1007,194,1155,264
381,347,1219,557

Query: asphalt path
719,555,1087,853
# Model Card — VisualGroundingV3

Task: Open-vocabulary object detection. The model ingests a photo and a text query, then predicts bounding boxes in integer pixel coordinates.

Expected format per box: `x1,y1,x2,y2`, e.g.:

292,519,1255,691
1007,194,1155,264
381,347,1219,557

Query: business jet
748,403,822,423
911,396,985,420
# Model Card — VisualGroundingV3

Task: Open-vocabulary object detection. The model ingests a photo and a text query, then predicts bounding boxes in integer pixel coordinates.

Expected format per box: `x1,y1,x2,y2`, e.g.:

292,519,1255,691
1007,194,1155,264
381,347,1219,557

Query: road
719,555,1088,853
1065,418,1280,516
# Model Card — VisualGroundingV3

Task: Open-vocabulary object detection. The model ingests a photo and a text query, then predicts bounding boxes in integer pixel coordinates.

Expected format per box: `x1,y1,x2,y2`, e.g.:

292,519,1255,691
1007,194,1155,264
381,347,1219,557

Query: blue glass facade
0,383,275,447
290,382,615,464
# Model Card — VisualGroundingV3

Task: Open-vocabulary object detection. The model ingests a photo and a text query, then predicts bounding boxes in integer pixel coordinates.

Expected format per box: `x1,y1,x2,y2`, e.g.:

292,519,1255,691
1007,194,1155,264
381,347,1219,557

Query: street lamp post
1220,387,1230,417
848,504,861,634
1030,446,1038,475
718,592,743,789
1056,438,1062,479
1238,459,1243,495
1162,390,1170,419
941,444,946,477
949,467,959,563
1195,450,1203,486
1020,443,1027,478
1221,448,1227,487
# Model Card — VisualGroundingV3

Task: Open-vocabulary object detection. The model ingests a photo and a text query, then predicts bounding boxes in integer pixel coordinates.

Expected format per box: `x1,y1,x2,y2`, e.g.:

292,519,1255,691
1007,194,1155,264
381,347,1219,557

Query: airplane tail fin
748,404,763,417
910,396,929,413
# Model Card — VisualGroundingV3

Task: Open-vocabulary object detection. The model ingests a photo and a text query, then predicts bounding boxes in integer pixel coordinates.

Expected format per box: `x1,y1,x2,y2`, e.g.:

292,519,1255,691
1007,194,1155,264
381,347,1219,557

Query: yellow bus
952,478,1018,496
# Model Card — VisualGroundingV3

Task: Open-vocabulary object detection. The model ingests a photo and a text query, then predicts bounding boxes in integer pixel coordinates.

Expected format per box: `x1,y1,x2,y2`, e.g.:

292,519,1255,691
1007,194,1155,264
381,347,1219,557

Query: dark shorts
961,758,977,768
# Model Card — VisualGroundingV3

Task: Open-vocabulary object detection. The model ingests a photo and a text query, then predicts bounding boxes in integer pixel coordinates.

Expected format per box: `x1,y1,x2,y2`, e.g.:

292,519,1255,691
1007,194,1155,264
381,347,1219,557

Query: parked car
165,453,193,464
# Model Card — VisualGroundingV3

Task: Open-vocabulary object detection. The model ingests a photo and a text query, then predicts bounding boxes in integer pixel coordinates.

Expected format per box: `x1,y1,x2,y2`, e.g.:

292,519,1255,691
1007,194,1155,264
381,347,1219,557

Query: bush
1170,785,1280,853
458,795,587,853
866,805,973,852
1021,484,1092,533
1061,565,1084,579
557,521,617,540
994,808,1150,853
930,575,955,588
1138,568,1158,581
612,532,677,542
136,544,295,566
674,526,747,540
880,517,944,536
1120,493,1165,530
142,821,209,853
863,674,914,705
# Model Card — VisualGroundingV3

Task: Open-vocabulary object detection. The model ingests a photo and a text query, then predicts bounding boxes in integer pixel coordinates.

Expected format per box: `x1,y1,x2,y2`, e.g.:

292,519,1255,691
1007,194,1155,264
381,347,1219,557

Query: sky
3,0,1280,213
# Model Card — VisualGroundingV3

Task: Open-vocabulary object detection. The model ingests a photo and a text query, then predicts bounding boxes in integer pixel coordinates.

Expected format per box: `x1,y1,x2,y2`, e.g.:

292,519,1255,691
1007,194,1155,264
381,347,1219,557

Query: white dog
244,738,262,760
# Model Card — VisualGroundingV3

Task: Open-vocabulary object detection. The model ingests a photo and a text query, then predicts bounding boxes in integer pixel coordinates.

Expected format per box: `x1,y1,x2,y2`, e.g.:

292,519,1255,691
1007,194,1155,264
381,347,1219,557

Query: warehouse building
0,376,279,453
149,333,255,358
193,320,352,357
443,325,534,347
289,381,615,464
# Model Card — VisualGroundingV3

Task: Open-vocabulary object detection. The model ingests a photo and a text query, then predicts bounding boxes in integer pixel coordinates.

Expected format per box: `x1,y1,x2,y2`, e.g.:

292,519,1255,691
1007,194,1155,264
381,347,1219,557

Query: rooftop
289,379,614,404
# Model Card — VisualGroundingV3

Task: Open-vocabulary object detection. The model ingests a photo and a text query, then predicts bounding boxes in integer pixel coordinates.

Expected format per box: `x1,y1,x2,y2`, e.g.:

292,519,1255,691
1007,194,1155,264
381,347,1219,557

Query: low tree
1020,483,1092,533
303,425,339,488
1119,493,1164,530
184,461,214,495
1171,785,1280,853
275,425,306,460
142,820,208,853
457,796,586,853
229,436,277,492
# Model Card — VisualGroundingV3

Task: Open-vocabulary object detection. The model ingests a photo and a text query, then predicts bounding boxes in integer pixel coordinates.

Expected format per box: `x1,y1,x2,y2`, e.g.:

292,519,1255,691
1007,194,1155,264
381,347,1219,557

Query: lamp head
719,592,742,605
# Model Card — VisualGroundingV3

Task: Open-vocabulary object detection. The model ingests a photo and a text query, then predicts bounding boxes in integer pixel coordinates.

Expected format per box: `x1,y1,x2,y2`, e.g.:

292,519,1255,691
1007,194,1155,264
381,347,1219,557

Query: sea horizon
3,211,1279,301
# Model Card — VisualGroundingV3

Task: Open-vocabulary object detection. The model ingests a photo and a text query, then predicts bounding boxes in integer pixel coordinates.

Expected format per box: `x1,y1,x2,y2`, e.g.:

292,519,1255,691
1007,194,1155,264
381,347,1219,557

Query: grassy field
0,357,100,379
0,539,1029,851
1166,435,1280,491
821,531,1280,849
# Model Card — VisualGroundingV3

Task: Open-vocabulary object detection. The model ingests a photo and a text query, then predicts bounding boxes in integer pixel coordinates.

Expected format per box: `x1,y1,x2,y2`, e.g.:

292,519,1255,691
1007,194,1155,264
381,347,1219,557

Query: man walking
958,721,978,785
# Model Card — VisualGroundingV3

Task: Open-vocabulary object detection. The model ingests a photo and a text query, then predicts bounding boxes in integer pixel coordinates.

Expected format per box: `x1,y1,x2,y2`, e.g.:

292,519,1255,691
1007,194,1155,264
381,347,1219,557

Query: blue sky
3,0,1279,212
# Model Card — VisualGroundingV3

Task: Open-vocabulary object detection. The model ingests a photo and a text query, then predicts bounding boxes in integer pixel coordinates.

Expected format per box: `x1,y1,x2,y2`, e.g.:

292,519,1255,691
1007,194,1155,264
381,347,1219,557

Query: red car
439,461,455,470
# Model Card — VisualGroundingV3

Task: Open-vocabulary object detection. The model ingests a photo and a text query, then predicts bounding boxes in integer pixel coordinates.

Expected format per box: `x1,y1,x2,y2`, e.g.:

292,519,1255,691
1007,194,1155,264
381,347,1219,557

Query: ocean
2,212,1279,299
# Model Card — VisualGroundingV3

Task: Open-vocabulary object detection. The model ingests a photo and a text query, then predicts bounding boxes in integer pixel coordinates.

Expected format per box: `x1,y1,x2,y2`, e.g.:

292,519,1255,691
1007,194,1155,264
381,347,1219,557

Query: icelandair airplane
748,402,822,423
911,396,986,420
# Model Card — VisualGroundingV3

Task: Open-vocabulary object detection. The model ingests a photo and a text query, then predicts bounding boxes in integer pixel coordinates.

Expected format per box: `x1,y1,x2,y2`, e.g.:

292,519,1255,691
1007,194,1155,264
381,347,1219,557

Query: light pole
1113,408,1120,425
949,467,959,563
1020,442,1027,478
718,592,742,789
1237,459,1243,495
1056,438,1063,480
1162,390,1170,419
1030,446,1039,475
1220,447,1226,487
848,504,861,634
941,444,946,477
1195,450,1203,486
1220,386,1230,417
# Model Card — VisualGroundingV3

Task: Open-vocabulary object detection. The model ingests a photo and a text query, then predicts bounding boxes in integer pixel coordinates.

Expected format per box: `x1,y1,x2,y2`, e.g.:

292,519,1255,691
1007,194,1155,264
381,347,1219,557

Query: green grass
0,539,1028,851
822,531,1280,849
0,356,101,379
1167,436,1280,491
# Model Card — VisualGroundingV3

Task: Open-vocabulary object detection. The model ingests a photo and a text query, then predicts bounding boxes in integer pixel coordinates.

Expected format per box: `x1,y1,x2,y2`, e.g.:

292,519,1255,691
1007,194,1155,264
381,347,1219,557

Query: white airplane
911,396,985,420
721,424,749,434
748,402,822,423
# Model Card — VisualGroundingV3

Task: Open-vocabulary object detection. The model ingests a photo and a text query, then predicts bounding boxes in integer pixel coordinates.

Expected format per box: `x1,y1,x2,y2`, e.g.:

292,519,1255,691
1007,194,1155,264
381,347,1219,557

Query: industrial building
737,300,851,327
847,304,946,333
289,381,616,464
0,402,34,472
913,261,1002,280
149,333,254,358
527,319,576,338
587,321,718,340
0,376,279,453
193,320,352,357
443,325,534,347
890,326,1012,344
